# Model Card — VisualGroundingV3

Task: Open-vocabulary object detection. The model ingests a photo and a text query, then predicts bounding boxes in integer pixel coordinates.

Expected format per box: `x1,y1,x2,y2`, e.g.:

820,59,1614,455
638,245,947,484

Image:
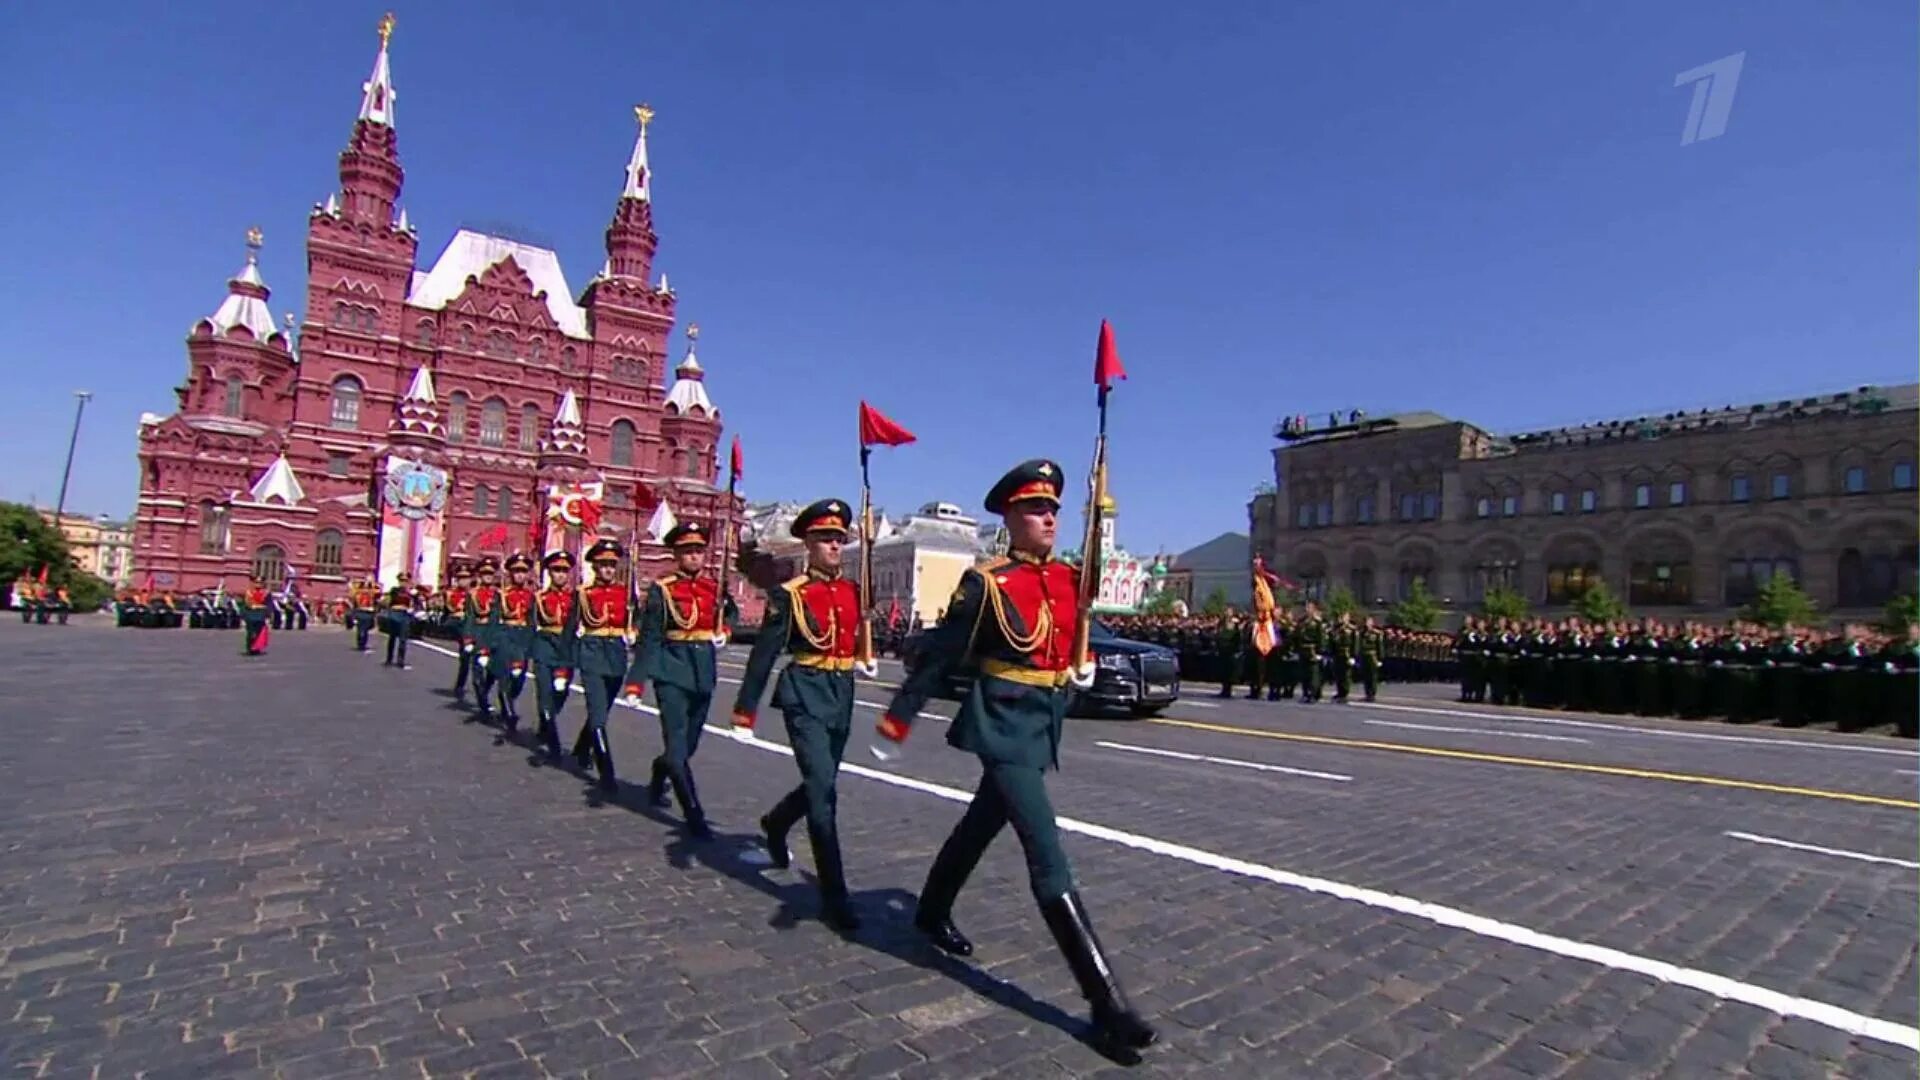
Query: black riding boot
571,724,593,771
647,759,672,808
1040,891,1158,1059
590,729,618,793
536,712,562,758
669,768,712,839
913,849,976,957
809,821,859,931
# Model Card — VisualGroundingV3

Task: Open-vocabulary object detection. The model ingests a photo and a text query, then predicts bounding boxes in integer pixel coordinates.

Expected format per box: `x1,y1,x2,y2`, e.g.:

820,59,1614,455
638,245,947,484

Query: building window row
610,356,650,385
331,302,378,333
471,485,521,521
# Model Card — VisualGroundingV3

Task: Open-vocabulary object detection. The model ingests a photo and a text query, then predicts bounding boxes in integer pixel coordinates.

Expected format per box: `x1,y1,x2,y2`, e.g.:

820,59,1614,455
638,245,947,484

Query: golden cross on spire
686,322,700,341
378,11,396,45
635,103,655,131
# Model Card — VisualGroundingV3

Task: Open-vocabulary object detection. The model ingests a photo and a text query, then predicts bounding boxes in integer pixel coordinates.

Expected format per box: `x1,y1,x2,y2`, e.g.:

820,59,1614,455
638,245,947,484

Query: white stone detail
247,454,306,506
407,229,589,340
665,339,715,416
359,35,396,126
624,119,651,201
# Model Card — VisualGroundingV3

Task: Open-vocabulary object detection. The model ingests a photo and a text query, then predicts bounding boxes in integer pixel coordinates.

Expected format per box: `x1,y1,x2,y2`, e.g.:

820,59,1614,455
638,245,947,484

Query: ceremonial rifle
1070,320,1127,677
714,438,742,637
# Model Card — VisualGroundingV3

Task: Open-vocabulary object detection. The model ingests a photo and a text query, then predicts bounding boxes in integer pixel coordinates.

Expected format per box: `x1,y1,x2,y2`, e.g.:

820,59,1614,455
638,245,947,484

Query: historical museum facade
132,19,739,601
1251,385,1918,622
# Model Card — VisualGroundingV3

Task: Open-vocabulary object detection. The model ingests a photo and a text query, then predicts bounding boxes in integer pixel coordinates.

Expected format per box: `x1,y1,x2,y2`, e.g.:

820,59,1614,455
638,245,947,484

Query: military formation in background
1106,609,1919,736
10,573,73,625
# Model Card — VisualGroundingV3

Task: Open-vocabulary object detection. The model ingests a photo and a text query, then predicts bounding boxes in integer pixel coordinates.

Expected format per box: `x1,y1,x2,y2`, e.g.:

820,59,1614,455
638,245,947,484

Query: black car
900,618,1181,717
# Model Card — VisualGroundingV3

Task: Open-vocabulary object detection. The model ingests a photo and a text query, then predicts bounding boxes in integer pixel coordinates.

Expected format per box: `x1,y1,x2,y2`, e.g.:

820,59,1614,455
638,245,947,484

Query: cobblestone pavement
1,619,1915,1078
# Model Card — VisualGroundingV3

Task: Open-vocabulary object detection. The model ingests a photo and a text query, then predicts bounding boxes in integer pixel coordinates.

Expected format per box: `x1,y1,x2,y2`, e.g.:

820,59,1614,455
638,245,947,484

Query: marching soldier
349,578,379,653
531,551,578,760
380,573,417,669
732,499,864,931
444,560,476,703
491,553,539,736
874,460,1157,1060
240,573,272,655
1212,611,1241,698
1457,616,1485,702
1329,611,1356,702
468,558,505,724
1295,603,1326,703
625,522,736,839
573,539,634,793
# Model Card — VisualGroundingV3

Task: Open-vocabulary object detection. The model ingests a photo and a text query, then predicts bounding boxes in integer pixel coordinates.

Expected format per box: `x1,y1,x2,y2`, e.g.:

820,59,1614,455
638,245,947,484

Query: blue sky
0,1,1912,556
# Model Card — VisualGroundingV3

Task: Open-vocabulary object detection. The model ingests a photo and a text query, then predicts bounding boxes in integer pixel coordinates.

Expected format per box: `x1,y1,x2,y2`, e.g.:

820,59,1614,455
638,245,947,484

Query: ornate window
1633,483,1652,509
250,543,287,587
1471,558,1520,600
473,485,492,517
1769,472,1791,500
415,319,434,345
329,377,362,430
610,420,636,467
480,399,507,447
528,337,544,364
1475,496,1492,519
1501,494,1518,517
486,331,514,359
458,325,474,351
314,529,345,577
1545,562,1599,604
1667,481,1687,506
1628,533,1694,606
519,404,540,451
562,346,577,372
223,376,244,418
446,392,469,443
1579,488,1598,512
359,307,378,333
497,487,514,521
198,502,227,554
1549,491,1567,514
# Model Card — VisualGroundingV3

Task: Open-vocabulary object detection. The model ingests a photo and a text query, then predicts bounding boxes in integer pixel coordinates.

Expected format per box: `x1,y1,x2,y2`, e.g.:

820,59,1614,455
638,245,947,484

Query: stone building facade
132,19,738,601
40,511,135,588
1250,385,1918,623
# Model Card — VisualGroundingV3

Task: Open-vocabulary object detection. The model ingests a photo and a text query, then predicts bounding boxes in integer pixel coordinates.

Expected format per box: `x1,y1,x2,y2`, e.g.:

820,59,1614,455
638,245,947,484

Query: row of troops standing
9,578,72,625
332,460,1159,1060
1108,611,1457,703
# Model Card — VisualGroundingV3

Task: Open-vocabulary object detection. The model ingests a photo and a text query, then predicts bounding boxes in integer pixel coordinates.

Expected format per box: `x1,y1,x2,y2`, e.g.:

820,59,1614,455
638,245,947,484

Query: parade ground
2,619,1915,1079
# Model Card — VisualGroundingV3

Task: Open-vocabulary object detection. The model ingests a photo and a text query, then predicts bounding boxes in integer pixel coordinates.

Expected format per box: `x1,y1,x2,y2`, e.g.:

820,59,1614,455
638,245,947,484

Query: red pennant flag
885,595,902,629
729,435,744,478
858,401,917,448
1094,319,1127,390
37,565,49,584
633,481,656,513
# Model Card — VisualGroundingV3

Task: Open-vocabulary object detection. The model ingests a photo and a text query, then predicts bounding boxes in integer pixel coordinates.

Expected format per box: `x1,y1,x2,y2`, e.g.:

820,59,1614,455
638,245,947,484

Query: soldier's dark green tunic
885,552,1082,901
630,573,737,793
1358,625,1385,701
531,584,578,728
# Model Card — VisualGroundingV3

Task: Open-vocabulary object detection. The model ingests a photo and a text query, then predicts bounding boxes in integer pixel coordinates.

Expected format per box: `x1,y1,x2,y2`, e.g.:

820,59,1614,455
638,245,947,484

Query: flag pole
1072,321,1123,676
714,464,738,635
856,443,876,666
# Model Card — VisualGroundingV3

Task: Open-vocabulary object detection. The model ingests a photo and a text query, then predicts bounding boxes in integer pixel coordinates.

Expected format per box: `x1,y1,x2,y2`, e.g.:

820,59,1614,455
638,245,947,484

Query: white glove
553,676,570,693
711,632,729,646
855,659,880,680
476,654,490,668
620,693,642,708
1068,663,1096,690
461,642,474,654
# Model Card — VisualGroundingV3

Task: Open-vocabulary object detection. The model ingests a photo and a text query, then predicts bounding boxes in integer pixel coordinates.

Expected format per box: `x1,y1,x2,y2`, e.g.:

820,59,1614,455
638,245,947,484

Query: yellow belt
581,627,627,638
980,657,1072,689
791,653,855,672
503,618,531,627
667,629,714,643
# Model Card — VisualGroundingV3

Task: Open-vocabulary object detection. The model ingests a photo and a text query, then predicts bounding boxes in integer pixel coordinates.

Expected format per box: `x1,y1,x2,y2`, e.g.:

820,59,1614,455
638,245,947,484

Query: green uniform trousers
653,684,712,781
765,670,857,901
926,760,1072,904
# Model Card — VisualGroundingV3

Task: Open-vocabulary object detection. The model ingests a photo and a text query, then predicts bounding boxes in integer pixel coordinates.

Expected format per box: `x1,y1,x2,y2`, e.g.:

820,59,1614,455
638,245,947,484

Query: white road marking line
406,641,1920,1052
1725,831,1920,870
1363,719,1590,744
1358,701,1919,758
1180,700,1221,709
1898,769,1920,776
1094,740,1351,782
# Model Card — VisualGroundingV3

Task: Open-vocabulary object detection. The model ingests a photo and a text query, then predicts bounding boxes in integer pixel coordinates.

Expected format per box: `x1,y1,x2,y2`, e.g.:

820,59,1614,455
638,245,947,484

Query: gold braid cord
577,585,623,632
660,579,700,631
783,579,837,651
981,572,1049,655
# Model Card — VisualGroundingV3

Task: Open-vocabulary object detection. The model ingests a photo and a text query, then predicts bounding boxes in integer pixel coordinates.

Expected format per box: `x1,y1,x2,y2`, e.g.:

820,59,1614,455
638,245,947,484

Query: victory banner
541,480,606,563
378,456,451,588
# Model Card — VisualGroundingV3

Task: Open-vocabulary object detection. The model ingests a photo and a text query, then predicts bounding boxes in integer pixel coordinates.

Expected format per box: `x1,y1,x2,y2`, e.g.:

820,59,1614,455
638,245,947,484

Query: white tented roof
247,454,306,506
407,230,590,340
207,291,278,340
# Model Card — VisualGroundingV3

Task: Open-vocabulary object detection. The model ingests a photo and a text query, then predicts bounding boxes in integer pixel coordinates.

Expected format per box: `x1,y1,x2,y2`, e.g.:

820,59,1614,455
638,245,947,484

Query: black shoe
590,729,618,793
1040,891,1157,1058
571,727,593,771
760,814,791,870
672,769,713,839
647,759,672,808
914,913,974,957
1214,687,1232,699
822,900,861,933
536,714,562,758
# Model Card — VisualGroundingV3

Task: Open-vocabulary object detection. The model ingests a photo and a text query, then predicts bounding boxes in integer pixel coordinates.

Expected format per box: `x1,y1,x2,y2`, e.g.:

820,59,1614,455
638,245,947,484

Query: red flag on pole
1094,318,1127,390
729,435,744,477
858,401,917,447
37,565,49,584
885,595,901,629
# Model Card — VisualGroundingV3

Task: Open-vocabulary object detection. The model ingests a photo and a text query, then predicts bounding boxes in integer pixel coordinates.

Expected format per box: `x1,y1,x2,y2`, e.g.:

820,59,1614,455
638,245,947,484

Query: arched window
446,392,469,443
359,307,378,333
473,485,492,517
1396,549,1435,601
250,543,287,587
331,301,348,326
458,324,474,351
1469,550,1522,601
415,319,435,346
610,420,636,467
223,376,245,418
497,488,514,521
1723,530,1799,607
198,502,227,554
329,377,362,430
487,331,514,359
687,447,706,480
528,338,544,363
314,529,345,576
1628,534,1694,607
519,404,541,451
561,346,577,372
480,399,507,447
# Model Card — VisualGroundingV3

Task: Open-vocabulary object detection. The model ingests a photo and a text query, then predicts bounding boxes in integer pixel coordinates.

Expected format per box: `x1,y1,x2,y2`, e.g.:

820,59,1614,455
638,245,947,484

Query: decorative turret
660,324,721,484
541,389,590,463
247,454,306,507
663,323,716,417
197,227,281,342
604,104,660,281
388,365,443,444
337,12,404,228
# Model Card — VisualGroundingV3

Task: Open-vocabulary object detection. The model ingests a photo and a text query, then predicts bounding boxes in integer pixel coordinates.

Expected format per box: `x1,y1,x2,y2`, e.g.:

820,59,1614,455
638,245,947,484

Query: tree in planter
1388,578,1442,630
1739,572,1819,630
1323,585,1360,621
1572,579,1628,624
1882,592,1918,634
1201,586,1231,617
1480,584,1530,622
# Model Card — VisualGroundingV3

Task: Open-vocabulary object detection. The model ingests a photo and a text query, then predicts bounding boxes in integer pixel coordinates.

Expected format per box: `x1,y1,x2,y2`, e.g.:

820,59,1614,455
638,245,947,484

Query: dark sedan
900,618,1181,718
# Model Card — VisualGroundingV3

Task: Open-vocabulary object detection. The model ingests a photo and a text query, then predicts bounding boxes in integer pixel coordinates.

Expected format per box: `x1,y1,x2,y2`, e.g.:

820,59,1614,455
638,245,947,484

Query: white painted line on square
1359,701,1918,758
1725,831,1920,870
1364,719,1589,744
1093,740,1351,782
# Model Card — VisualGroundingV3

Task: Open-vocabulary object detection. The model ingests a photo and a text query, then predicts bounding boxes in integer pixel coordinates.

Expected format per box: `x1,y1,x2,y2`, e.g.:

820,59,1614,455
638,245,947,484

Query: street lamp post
52,390,93,525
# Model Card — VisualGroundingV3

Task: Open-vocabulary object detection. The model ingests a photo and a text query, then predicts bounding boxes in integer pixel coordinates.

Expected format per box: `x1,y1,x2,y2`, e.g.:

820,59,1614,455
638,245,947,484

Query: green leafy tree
2,502,75,598
1201,586,1231,617
1879,592,1917,634
1139,589,1179,616
66,572,113,611
1323,585,1359,620
1388,577,1442,630
1572,579,1628,624
1480,584,1530,622
1739,572,1819,629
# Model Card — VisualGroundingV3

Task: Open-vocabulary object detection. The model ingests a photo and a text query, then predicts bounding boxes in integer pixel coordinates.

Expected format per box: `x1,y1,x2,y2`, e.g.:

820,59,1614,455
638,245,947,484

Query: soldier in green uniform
1358,616,1385,702
626,522,736,840
1456,617,1484,702
530,551,579,761
1295,603,1326,703
380,573,417,669
875,460,1157,1061
490,553,539,736
1270,611,1296,700
444,560,476,703
1329,611,1356,702
573,540,635,793
467,558,505,725
1212,612,1241,698
732,500,865,931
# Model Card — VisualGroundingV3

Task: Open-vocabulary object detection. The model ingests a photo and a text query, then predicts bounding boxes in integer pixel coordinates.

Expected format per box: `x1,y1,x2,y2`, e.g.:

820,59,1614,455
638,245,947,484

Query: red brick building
133,19,746,612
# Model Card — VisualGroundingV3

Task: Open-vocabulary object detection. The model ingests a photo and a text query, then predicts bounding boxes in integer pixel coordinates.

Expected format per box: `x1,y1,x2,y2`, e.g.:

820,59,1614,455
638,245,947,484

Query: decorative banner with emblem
378,456,451,589
540,480,606,564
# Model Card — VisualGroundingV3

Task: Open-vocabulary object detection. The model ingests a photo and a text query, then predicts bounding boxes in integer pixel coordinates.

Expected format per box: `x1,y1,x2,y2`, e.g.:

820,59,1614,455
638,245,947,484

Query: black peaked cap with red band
984,459,1065,515
789,499,852,540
